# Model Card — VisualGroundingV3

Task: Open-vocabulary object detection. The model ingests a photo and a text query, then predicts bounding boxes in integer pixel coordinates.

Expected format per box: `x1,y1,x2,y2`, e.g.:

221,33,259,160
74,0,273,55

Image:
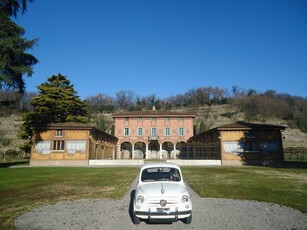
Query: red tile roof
32,122,92,129
112,110,195,118
189,121,286,141
216,121,286,131
31,122,117,140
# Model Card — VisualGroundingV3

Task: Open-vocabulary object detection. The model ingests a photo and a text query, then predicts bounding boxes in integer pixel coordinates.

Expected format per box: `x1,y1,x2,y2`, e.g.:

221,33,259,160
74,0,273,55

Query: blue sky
15,0,307,99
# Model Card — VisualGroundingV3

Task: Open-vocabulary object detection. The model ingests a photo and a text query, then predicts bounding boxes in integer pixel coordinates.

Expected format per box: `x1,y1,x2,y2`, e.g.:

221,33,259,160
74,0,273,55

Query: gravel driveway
15,178,307,230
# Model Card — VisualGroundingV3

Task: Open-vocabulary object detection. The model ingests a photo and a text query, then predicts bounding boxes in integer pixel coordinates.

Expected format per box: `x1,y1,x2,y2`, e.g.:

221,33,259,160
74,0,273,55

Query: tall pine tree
20,74,89,139
0,0,34,18
0,0,38,93
0,14,38,93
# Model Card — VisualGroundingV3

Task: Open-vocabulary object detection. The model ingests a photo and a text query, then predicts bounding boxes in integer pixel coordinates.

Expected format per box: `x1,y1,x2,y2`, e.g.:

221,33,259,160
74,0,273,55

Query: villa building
30,123,118,166
112,110,195,160
188,121,286,165
29,115,286,166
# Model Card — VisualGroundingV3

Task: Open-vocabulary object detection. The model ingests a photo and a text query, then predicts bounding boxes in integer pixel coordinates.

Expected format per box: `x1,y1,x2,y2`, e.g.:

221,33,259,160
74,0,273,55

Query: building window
244,141,258,152
246,130,256,138
179,117,184,122
259,141,280,152
164,127,171,136
223,141,244,155
137,127,144,136
66,140,86,154
124,128,130,136
35,141,51,154
165,117,170,122
53,140,64,151
178,127,185,136
55,130,62,137
137,117,143,122
152,117,156,122
150,127,158,140
124,117,129,121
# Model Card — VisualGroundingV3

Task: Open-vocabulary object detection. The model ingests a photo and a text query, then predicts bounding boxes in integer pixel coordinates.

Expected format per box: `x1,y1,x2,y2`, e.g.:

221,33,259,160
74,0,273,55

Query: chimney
152,106,156,111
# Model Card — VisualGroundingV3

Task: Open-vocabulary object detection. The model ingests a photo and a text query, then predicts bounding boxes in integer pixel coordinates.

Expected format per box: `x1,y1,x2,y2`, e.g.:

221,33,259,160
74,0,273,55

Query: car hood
137,182,187,197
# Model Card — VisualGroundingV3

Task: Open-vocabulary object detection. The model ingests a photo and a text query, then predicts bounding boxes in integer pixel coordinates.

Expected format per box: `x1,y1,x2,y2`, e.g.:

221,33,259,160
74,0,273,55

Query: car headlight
181,195,189,203
136,195,145,204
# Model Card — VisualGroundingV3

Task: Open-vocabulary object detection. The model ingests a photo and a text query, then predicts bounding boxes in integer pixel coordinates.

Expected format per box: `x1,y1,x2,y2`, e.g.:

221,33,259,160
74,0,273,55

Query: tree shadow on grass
275,161,307,169
0,160,29,168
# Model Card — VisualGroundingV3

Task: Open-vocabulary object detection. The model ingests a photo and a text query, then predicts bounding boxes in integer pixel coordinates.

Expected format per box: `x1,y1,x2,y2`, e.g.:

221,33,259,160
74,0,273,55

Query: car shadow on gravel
128,189,135,222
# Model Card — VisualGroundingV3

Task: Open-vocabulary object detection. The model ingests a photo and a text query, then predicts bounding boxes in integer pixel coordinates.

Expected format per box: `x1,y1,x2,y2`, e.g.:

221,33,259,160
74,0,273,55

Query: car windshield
141,167,181,182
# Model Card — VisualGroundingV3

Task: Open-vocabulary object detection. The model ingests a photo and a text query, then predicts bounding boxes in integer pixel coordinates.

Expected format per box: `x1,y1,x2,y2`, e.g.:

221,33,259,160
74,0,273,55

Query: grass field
182,166,307,213
0,165,306,229
0,167,139,230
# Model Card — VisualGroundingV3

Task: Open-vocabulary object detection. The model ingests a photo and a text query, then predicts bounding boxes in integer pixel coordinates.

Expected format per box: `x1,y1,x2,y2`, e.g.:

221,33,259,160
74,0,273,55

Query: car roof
140,162,181,171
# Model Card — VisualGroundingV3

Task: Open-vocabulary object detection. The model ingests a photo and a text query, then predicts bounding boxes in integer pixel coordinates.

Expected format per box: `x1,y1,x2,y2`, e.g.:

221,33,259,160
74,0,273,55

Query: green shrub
284,147,307,161
0,149,24,161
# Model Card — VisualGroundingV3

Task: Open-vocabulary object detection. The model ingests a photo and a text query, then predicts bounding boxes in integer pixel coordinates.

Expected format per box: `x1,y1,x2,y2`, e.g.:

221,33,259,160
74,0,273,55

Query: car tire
183,213,192,224
133,213,141,225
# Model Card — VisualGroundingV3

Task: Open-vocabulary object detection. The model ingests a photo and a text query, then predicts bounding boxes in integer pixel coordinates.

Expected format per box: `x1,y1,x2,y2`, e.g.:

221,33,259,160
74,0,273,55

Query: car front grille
147,196,179,206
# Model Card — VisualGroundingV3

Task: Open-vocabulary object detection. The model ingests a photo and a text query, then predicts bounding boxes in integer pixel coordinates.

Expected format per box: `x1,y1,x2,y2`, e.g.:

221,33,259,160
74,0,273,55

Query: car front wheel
183,213,192,224
133,213,141,225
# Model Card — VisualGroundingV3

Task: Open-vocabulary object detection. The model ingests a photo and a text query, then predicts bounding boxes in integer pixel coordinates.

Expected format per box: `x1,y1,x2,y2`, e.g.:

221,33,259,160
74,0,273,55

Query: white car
133,163,192,224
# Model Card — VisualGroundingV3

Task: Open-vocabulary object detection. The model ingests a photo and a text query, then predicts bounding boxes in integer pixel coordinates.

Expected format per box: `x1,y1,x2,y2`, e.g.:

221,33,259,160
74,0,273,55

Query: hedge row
284,147,307,161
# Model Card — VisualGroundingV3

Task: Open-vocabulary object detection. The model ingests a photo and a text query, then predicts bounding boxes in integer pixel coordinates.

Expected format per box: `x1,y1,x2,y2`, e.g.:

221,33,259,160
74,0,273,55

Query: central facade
112,110,195,159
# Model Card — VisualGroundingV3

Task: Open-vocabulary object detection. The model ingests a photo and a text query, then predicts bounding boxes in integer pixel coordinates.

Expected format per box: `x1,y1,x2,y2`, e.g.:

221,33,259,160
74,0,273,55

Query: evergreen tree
20,74,89,139
0,14,38,93
199,121,206,133
148,94,160,109
96,116,106,131
136,96,147,111
0,0,34,18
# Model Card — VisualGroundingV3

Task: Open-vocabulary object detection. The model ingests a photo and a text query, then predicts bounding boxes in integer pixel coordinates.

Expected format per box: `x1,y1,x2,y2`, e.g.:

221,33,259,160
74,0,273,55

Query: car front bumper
135,209,192,220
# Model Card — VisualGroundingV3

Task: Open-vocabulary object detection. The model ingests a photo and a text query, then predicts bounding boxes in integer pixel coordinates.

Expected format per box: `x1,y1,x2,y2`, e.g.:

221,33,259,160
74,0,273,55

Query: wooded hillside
1,104,306,162
1,86,306,161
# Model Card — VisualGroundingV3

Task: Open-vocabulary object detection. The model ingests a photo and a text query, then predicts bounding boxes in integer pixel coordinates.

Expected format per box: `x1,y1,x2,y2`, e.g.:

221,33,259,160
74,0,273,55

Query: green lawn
182,166,307,213
0,167,139,230
1,166,306,230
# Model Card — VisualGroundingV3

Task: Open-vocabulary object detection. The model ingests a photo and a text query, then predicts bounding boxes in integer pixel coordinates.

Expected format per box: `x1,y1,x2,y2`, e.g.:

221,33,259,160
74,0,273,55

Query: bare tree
86,93,114,113
165,94,186,108
115,90,135,110
211,87,227,104
231,85,246,98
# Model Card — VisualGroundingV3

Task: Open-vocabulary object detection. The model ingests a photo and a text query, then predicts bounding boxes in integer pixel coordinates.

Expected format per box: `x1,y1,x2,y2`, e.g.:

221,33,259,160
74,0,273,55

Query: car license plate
157,208,170,212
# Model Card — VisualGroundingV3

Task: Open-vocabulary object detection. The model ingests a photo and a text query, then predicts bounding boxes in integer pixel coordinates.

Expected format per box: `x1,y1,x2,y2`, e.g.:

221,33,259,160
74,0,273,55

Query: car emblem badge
160,199,167,207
